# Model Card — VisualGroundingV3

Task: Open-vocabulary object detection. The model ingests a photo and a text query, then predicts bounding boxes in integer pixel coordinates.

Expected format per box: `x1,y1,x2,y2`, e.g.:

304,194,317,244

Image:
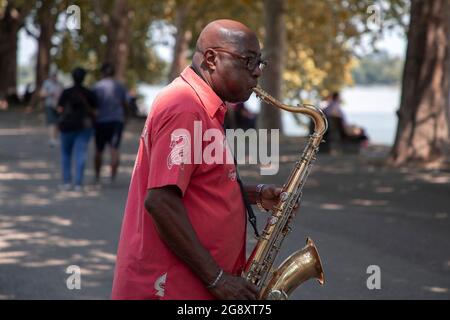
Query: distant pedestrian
23,84,34,104
234,102,256,130
40,71,63,147
57,67,97,191
92,63,128,183
322,92,369,153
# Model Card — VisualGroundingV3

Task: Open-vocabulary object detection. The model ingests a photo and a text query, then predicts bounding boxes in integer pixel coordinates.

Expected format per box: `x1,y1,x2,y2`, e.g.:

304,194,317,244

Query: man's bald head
195,19,258,54
191,19,262,103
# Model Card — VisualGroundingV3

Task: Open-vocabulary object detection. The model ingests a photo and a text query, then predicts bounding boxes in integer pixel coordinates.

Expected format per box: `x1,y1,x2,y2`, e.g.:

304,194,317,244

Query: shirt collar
180,66,226,122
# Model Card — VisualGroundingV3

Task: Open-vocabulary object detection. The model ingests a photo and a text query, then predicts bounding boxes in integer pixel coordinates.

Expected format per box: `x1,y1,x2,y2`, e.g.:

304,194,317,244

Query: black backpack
58,88,92,132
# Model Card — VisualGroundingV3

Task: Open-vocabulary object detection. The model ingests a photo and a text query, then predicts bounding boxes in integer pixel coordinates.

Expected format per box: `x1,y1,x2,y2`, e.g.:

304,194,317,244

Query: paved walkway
0,109,449,299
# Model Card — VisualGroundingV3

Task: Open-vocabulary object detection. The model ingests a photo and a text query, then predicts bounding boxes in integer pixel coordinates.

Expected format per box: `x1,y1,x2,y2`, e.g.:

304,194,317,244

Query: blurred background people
321,92,369,153
92,63,129,184
40,71,63,147
224,102,257,130
57,67,97,191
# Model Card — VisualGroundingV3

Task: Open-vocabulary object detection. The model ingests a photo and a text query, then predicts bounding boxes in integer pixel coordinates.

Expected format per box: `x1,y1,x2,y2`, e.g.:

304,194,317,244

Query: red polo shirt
112,67,247,300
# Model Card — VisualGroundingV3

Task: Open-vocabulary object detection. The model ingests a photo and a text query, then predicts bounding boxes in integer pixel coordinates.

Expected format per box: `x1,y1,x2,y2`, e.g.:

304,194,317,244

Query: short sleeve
41,80,49,95
86,89,97,109
147,111,201,196
57,89,68,107
116,82,127,105
121,84,128,104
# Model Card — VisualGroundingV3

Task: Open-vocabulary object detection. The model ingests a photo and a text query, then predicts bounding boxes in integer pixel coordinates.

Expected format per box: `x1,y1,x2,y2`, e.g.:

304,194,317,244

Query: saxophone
243,86,328,300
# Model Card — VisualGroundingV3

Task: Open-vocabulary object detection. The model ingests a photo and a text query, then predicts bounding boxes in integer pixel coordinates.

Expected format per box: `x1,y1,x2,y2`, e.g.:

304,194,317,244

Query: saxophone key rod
243,86,328,300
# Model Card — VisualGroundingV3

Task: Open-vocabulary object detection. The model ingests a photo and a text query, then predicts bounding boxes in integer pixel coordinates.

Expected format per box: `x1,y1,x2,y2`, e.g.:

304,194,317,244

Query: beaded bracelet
206,269,224,289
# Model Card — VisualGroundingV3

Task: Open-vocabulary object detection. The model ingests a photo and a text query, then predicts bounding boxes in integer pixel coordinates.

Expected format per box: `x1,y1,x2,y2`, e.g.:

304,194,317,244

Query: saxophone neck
253,86,328,137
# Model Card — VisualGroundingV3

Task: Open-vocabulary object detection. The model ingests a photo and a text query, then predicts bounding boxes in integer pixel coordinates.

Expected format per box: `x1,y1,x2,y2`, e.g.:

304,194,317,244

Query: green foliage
53,0,167,88
17,0,408,95
284,0,408,102
352,50,403,85
155,0,262,58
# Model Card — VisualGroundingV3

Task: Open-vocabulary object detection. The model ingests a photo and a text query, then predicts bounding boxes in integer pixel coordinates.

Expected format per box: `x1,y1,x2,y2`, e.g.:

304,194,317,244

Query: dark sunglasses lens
247,58,259,70
248,59,266,71
259,61,267,70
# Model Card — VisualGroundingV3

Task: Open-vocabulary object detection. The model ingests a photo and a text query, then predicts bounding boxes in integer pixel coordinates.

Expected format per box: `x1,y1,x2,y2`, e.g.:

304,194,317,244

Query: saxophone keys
268,216,278,225
280,192,289,202
267,290,288,300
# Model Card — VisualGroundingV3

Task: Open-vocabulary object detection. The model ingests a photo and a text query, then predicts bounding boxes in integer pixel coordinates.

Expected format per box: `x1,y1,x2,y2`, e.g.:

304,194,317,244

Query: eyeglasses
205,47,267,71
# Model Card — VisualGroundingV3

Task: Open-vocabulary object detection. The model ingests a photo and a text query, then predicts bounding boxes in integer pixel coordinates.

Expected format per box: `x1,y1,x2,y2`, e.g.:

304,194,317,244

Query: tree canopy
10,0,409,96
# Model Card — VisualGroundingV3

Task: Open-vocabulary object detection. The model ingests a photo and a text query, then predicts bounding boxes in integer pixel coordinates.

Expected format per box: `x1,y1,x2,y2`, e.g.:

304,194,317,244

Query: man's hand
208,273,259,300
260,184,300,213
259,184,282,211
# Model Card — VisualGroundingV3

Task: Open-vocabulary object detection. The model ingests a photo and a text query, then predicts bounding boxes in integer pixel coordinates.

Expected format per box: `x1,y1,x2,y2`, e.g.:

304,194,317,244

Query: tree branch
23,23,39,39
93,0,110,28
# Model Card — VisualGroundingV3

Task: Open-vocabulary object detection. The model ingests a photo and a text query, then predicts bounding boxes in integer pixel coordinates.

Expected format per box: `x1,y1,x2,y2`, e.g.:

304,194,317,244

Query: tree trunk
390,0,450,166
257,0,285,132
27,1,61,109
168,28,191,82
168,2,192,82
35,1,58,97
0,4,27,99
105,0,130,82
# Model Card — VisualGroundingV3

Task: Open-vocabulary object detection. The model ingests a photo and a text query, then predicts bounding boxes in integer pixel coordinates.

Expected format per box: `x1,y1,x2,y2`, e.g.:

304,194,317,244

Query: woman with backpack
57,67,97,191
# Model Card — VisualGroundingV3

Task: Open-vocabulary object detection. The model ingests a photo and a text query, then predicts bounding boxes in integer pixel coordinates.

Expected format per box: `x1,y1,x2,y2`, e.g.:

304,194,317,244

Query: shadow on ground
1,109,449,299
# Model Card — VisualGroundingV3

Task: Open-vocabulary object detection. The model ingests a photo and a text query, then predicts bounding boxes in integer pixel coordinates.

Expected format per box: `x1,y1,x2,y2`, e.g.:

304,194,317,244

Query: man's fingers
245,292,258,300
275,187,282,196
245,281,259,294
241,288,258,300
261,185,282,199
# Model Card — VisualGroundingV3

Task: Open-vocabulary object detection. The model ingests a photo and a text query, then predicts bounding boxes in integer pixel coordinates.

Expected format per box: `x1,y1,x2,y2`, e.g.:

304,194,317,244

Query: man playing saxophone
112,19,284,300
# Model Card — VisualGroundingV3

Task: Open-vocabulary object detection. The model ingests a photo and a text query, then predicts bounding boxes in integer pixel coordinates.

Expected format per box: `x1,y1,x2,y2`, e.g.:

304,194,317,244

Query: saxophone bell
260,238,324,300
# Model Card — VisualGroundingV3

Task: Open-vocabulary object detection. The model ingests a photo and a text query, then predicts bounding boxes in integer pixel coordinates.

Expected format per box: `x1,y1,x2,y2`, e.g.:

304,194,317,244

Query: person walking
40,71,63,147
92,63,128,184
57,68,97,191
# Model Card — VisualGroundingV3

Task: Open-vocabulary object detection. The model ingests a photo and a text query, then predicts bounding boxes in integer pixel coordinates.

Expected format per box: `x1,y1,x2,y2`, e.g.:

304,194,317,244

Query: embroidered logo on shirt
154,273,167,297
167,133,189,170
228,168,237,181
